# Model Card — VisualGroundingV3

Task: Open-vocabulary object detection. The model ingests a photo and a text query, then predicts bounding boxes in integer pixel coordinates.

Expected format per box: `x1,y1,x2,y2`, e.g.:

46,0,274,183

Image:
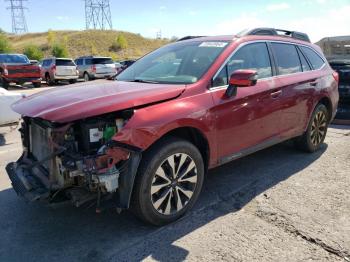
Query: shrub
23,44,44,60
111,34,128,51
52,43,69,57
0,33,12,54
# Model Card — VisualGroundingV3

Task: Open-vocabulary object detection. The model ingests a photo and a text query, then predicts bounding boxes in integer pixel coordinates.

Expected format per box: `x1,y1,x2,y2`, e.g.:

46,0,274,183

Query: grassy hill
7,30,169,60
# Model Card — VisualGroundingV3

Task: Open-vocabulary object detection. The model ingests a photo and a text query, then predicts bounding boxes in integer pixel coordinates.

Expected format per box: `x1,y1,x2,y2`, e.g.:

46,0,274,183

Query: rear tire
45,74,54,86
83,72,90,82
295,104,329,152
131,137,204,226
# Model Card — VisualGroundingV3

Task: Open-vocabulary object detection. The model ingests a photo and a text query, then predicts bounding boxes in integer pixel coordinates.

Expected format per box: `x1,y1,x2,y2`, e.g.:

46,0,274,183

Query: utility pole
85,0,113,30
5,0,28,34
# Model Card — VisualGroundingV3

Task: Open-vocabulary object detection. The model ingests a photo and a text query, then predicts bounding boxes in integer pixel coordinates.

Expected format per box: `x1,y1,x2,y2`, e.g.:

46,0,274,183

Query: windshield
0,54,30,64
56,59,75,66
117,41,229,84
93,58,114,64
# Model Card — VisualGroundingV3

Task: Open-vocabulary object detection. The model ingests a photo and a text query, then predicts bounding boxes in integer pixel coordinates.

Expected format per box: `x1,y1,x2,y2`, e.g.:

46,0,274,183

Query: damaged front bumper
6,147,142,210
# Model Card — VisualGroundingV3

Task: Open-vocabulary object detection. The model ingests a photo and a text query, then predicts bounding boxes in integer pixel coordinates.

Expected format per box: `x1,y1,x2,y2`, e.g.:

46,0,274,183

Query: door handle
270,90,282,98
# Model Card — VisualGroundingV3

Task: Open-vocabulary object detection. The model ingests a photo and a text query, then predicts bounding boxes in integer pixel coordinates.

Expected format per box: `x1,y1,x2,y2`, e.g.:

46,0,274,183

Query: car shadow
0,142,327,262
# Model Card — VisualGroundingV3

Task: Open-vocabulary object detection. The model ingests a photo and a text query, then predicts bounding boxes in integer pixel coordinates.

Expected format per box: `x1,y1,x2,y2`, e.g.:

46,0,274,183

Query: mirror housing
225,70,258,97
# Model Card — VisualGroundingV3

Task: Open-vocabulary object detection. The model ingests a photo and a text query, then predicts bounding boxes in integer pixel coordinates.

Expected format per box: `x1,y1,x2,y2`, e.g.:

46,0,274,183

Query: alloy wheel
150,153,198,215
310,110,327,146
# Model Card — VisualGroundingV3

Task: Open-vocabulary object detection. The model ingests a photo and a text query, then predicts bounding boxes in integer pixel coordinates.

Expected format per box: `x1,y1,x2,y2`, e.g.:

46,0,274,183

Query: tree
52,43,69,57
0,33,12,54
23,44,44,60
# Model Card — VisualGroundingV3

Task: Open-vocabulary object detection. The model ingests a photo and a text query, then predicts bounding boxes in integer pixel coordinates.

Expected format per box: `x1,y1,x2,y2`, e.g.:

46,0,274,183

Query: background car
329,59,350,122
41,58,79,86
0,87,24,127
0,54,41,89
75,56,116,81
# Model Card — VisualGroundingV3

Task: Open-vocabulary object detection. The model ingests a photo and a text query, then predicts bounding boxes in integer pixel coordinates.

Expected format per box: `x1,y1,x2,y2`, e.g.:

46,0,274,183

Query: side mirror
225,70,258,97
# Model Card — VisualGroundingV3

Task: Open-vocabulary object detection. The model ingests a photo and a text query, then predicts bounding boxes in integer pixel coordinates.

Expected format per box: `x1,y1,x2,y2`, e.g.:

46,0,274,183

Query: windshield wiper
131,79,161,84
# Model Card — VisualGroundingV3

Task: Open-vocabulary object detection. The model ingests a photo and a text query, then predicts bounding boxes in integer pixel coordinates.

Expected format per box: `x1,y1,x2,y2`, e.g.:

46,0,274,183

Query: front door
210,42,283,163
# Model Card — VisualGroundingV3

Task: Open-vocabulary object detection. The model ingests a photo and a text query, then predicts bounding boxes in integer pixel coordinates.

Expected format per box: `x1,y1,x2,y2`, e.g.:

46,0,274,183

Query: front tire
131,137,204,226
0,78,9,89
295,104,329,152
32,82,41,88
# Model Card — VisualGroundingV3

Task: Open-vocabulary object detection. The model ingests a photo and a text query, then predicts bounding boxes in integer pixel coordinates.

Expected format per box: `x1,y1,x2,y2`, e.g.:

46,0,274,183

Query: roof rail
238,28,311,43
177,36,206,42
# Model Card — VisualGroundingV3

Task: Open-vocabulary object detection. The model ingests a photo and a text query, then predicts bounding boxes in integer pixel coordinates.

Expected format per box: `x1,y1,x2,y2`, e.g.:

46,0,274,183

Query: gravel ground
0,121,349,262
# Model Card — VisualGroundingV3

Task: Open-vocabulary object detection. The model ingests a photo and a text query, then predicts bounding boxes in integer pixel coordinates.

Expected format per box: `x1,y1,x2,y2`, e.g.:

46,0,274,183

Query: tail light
76,66,79,75
91,65,96,73
3,67,8,76
51,64,56,72
332,71,339,83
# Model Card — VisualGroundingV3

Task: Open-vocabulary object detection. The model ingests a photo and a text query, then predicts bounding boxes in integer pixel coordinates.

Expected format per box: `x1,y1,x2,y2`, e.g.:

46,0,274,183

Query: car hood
12,80,186,123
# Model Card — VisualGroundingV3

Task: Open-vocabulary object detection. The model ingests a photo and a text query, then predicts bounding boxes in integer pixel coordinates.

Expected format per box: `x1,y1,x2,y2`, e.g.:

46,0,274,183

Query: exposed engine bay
6,109,142,210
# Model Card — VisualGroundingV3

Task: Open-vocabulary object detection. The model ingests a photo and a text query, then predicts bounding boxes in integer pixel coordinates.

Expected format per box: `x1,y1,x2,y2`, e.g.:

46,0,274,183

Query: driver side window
212,42,272,87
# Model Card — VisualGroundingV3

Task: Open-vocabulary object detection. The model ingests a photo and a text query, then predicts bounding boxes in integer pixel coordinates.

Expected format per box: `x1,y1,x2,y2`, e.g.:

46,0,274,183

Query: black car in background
329,59,350,121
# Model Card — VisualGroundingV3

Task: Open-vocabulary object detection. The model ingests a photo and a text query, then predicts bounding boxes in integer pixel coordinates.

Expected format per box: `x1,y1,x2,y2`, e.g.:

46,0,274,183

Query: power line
85,0,113,30
5,0,28,34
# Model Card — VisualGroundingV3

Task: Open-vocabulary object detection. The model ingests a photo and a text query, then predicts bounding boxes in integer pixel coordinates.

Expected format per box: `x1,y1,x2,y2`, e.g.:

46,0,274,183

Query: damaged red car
7,28,339,225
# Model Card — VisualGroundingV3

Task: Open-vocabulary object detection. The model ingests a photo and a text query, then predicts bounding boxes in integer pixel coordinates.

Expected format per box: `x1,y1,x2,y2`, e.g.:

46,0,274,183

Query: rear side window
85,59,92,65
300,46,325,70
92,58,113,64
213,42,272,87
271,43,302,75
56,59,75,66
75,59,83,65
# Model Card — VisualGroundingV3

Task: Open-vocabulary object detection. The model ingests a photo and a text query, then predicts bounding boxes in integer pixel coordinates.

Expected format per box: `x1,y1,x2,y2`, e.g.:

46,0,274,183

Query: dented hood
12,80,185,123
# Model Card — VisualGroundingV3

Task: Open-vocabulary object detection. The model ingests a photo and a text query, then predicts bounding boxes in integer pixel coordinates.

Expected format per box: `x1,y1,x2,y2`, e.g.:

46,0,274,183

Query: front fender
112,92,217,164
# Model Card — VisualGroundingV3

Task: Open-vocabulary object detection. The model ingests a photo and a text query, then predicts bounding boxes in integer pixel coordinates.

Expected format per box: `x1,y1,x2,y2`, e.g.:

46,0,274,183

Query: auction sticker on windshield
199,42,228,48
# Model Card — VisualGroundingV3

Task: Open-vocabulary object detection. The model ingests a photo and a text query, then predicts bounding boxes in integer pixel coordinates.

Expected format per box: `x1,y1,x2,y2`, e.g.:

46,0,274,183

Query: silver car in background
75,56,116,81
41,58,79,86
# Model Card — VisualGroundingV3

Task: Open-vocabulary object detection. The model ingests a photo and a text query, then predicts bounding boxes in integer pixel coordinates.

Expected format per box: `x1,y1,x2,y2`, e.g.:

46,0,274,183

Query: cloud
189,10,197,16
209,13,269,35
56,16,69,21
266,3,290,12
159,6,166,11
281,5,350,42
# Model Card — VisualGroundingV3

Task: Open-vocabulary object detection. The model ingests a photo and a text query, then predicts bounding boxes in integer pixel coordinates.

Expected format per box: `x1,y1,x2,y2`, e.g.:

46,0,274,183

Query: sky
0,0,350,42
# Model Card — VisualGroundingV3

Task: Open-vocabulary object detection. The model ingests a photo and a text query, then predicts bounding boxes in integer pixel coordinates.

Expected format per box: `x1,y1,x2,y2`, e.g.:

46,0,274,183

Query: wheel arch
150,126,210,172
318,96,333,123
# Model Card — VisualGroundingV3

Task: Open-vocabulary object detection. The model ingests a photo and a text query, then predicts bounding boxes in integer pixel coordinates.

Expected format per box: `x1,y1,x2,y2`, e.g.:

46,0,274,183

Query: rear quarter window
300,46,325,70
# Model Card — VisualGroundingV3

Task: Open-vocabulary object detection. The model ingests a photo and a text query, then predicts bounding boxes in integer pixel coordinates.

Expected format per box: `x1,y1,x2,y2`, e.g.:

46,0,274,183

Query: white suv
41,58,79,86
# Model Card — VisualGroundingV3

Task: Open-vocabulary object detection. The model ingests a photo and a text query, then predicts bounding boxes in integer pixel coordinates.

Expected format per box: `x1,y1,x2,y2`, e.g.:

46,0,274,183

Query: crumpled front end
6,111,141,210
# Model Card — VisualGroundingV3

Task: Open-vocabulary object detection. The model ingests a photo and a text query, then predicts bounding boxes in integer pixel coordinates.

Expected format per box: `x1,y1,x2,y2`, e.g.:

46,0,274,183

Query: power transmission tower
5,0,28,34
85,0,113,30
156,30,162,39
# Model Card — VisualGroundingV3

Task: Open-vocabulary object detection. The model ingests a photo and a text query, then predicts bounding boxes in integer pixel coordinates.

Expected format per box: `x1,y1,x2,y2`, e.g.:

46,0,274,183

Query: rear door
93,57,115,74
210,42,283,162
270,43,326,138
55,59,76,76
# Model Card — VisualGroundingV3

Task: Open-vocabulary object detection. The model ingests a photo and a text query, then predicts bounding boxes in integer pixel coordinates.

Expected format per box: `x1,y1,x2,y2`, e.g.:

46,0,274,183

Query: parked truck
0,54,42,89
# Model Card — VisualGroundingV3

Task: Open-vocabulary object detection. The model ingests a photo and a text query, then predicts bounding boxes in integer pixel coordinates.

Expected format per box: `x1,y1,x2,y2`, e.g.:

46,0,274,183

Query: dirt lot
0,86,349,261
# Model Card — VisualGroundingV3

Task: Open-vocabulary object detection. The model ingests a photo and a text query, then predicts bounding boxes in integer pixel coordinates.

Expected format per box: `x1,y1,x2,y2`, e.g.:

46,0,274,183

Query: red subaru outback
7,28,339,225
